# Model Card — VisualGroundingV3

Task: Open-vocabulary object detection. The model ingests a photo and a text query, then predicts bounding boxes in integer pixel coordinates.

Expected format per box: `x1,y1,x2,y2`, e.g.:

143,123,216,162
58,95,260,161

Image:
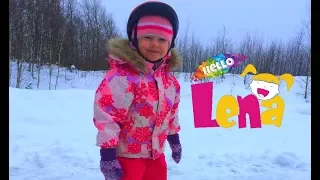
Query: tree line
9,0,310,83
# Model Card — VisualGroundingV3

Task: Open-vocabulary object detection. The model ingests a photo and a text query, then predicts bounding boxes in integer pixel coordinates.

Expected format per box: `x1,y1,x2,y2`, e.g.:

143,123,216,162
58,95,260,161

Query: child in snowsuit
93,1,182,180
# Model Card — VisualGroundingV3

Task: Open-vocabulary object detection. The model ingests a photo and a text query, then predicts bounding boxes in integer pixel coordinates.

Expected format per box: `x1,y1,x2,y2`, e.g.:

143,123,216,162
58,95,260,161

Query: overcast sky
101,0,310,45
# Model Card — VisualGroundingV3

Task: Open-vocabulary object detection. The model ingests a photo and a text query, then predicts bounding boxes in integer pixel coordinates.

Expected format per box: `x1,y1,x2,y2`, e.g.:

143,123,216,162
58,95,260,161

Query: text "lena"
191,82,285,128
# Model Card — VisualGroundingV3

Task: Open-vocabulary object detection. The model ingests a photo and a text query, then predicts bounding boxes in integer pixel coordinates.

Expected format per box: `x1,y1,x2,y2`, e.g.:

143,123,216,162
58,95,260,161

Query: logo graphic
191,53,247,81
240,64,294,101
191,62,294,129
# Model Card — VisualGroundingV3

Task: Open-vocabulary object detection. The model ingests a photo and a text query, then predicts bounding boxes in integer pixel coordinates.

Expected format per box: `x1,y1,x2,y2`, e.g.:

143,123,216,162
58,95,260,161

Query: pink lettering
191,82,219,128
237,94,262,128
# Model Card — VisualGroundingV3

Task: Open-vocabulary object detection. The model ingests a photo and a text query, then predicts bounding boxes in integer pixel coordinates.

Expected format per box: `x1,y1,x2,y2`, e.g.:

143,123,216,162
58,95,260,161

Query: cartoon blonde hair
240,64,294,91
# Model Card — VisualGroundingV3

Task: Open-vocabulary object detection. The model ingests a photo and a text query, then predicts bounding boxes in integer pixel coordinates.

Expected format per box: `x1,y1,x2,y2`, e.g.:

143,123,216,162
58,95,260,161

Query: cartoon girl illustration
240,64,294,100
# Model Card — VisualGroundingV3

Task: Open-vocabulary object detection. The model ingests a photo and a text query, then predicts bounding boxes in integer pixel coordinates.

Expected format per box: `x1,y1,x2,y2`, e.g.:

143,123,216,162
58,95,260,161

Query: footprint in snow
167,166,182,175
198,154,207,160
273,152,299,169
9,167,21,176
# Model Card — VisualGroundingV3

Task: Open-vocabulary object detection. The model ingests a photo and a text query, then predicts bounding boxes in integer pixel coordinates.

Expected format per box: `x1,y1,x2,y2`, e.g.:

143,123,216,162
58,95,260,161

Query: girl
93,1,182,180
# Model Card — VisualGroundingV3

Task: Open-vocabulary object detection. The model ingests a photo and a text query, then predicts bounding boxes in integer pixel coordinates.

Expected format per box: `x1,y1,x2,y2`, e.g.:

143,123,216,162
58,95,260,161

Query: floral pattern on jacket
93,38,182,160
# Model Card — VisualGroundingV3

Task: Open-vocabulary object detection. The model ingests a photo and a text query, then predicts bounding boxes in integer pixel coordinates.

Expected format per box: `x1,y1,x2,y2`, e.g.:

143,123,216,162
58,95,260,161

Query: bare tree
9,0,120,89
9,0,18,86
212,26,233,79
237,32,264,85
15,0,27,88
55,18,67,90
302,1,311,99
9,0,311,91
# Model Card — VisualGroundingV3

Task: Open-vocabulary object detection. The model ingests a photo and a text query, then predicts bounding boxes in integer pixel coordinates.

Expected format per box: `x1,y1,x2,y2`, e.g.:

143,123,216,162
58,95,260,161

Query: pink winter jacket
93,38,182,160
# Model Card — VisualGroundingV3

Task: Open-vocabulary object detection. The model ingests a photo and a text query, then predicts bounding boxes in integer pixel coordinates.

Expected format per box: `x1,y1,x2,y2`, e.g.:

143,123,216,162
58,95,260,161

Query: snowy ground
9,62,311,180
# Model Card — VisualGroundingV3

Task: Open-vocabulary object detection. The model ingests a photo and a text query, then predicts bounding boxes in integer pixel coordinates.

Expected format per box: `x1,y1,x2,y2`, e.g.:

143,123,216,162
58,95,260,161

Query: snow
9,62,311,180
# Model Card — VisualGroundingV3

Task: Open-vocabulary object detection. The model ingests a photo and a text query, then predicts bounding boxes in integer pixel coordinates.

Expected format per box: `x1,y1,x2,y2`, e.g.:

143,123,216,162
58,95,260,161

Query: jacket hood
106,38,182,73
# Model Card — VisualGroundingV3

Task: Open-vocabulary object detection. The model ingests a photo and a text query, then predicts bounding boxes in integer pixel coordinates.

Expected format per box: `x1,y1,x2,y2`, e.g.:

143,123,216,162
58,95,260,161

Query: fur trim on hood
106,38,182,73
